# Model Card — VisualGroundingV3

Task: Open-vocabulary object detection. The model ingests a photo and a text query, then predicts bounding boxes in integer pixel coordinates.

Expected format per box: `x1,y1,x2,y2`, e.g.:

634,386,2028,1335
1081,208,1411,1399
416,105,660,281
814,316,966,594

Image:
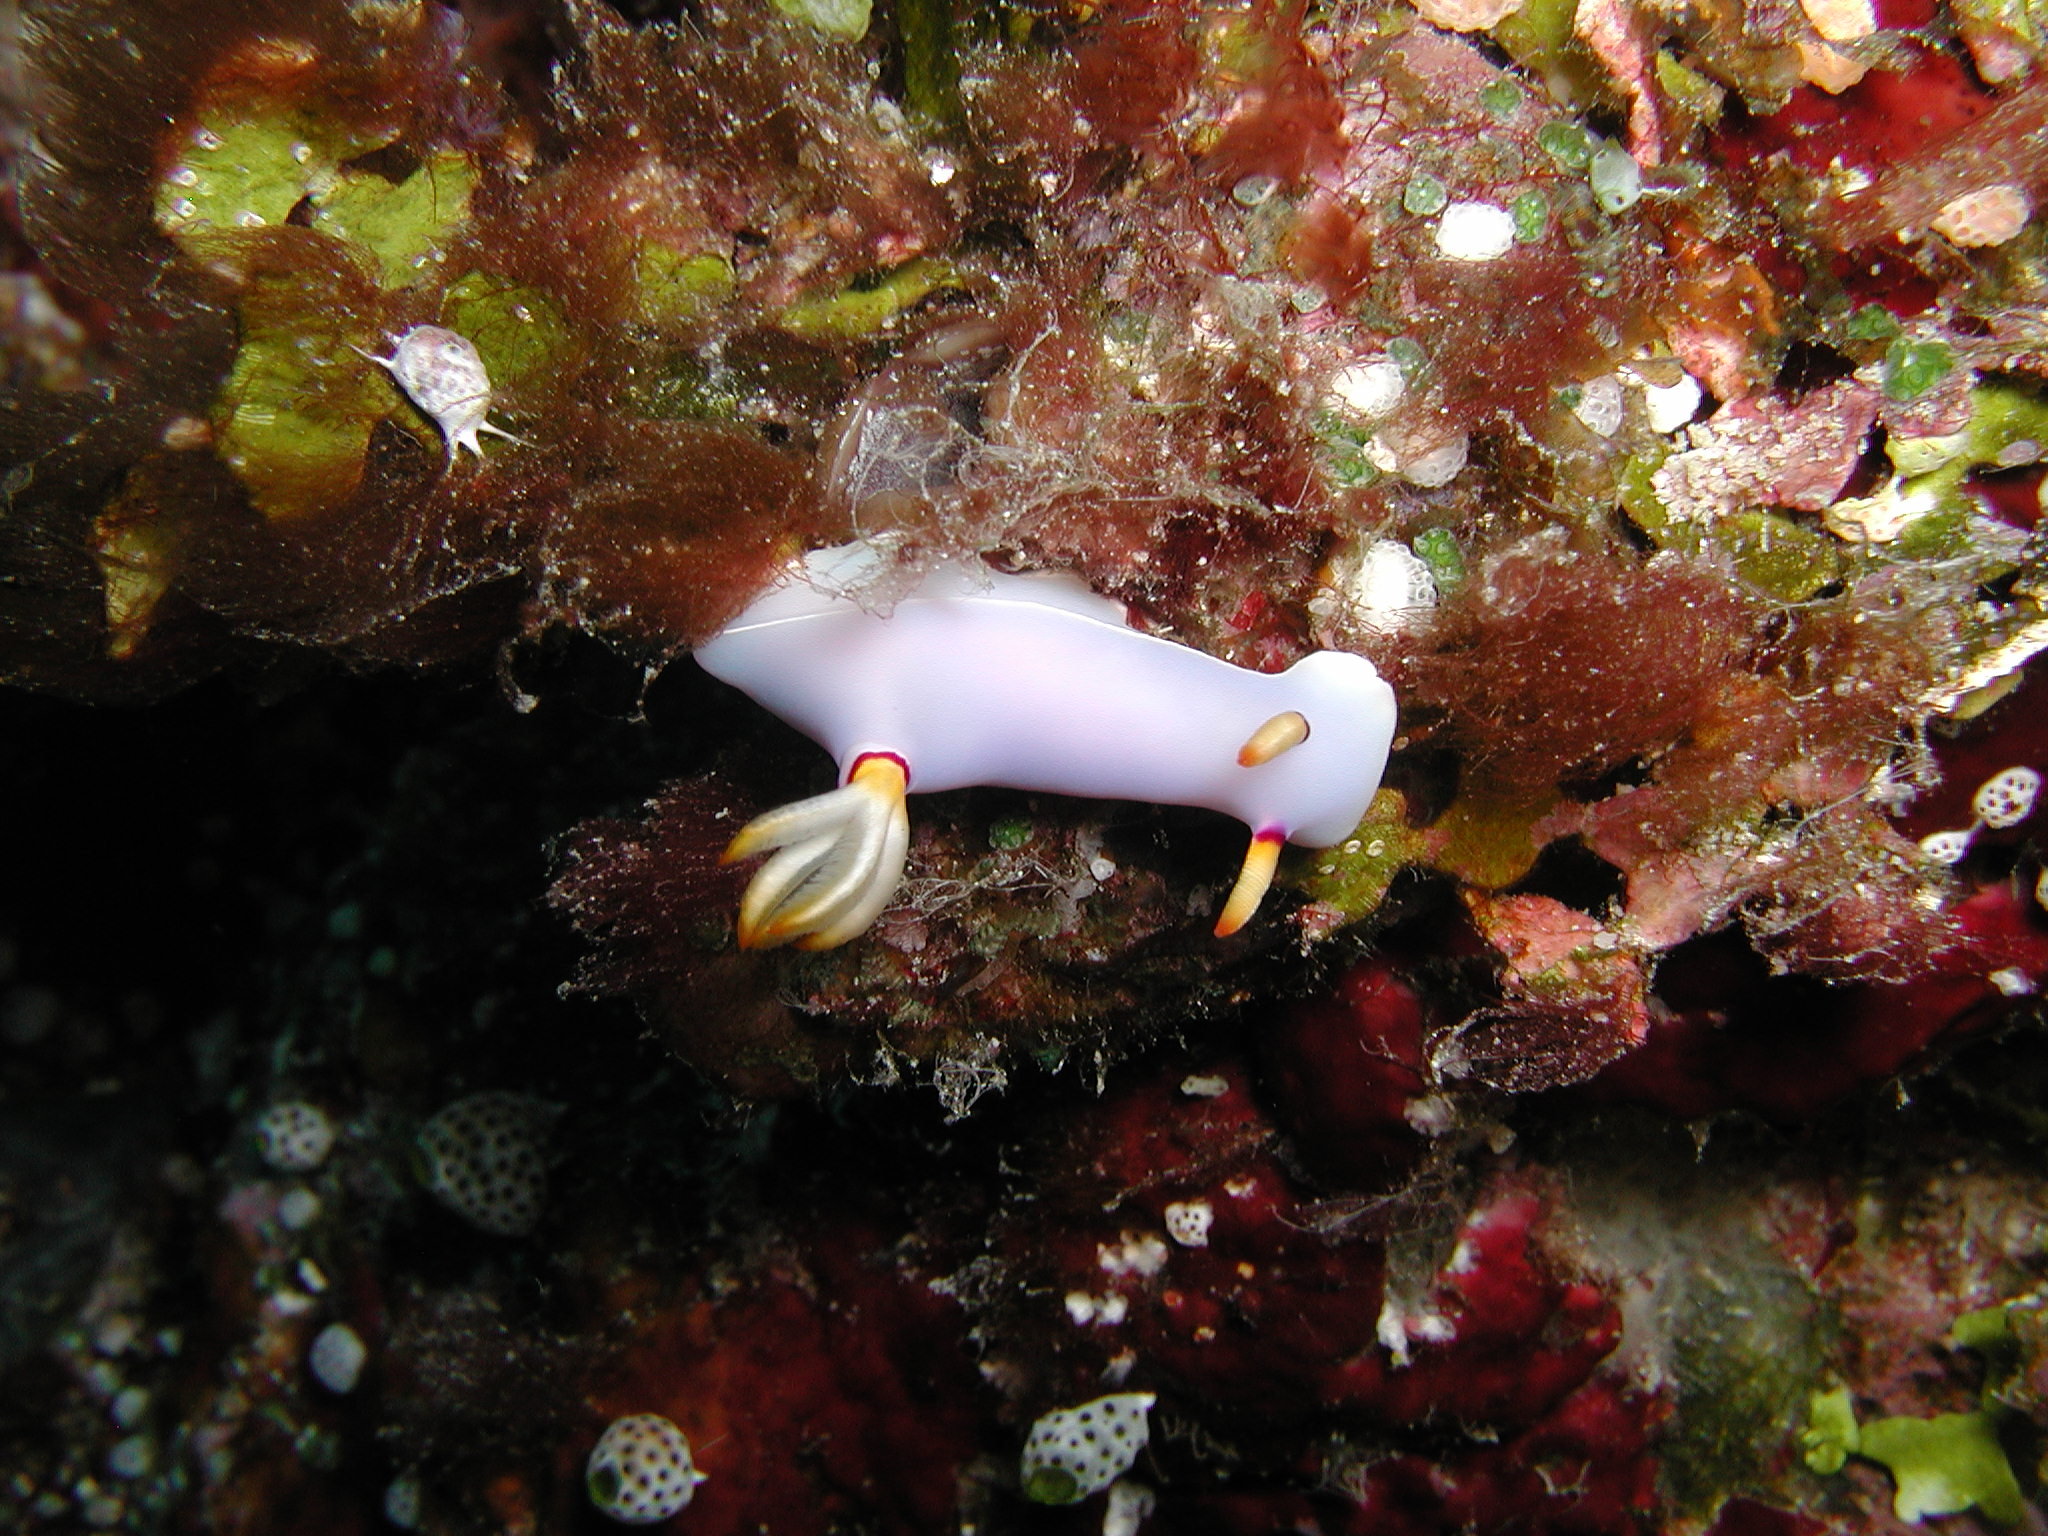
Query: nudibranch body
696,543,1397,949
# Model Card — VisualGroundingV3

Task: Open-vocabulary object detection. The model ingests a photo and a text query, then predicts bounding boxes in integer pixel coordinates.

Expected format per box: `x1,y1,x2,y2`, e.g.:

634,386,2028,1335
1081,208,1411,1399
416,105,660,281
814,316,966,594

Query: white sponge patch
1021,1392,1155,1504
587,1414,705,1524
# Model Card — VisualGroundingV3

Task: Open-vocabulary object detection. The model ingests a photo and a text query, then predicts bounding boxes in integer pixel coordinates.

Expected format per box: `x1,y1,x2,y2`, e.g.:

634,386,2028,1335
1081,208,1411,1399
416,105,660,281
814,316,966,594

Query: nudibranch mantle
696,543,1397,949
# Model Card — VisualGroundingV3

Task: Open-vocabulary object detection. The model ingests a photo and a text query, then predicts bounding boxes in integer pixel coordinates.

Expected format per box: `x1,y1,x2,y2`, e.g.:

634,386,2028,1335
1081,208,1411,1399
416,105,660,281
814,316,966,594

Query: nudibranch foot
1214,830,1285,938
723,755,911,950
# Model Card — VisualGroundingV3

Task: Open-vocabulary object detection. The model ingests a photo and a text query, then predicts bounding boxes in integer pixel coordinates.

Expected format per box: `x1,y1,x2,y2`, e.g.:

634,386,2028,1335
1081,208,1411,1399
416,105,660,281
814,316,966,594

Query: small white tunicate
277,1187,323,1230
1588,144,1642,214
269,1287,317,1318
94,1319,138,1359
1919,829,1975,866
1021,1393,1154,1505
1327,358,1407,419
1434,201,1516,263
1352,539,1439,626
586,1414,705,1524
1990,967,2035,997
1973,766,2041,830
308,1322,367,1394
105,1436,153,1480
109,1387,150,1431
1572,374,1625,437
167,166,199,188
1097,1232,1170,1277
383,1475,423,1530
255,1102,336,1173
416,1091,560,1236
1232,173,1282,207
1066,1292,1129,1327
1401,434,1469,488
1,984,61,1046
1103,1479,1158,1536
1639,371,1703,433
1178,1073,1229,1098
1163,1200,1214,1247
1403,1094,1459,1135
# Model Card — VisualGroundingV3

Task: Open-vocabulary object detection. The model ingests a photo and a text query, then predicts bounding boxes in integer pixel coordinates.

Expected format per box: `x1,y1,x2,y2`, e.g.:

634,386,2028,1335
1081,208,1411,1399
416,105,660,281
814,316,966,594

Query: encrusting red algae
5,0,2048,1530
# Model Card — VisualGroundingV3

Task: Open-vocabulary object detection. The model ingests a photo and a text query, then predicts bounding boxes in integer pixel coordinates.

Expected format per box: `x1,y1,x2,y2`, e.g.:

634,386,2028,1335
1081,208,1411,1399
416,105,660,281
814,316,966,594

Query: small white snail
356,325,522,469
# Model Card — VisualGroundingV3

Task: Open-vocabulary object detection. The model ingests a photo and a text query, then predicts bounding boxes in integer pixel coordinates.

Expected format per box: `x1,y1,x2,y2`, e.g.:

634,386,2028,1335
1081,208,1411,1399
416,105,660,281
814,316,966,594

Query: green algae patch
201,231,390,522
775,259,963,342
1717,511,1840,602
1413,526,1466,593
1614,451,1837,599
90,462,197,662
1845,303,1903,343
1883,336,1956,402
1951,1300,2020,1354
1297,789,1448,921
772,0,871,40
1495,0,1604,106
1433,788,1555,890
1655,53,1725,127
441,273,573,394
311,151,477,289
1805,1297,2033,1526
154,103,380,245
1799,1387,1859,1474
1311,411,1384,489
631,353,745,422
1616,448,1676,535
1510,189,1550,243
634,246,737,330
217,333,387,523
1859,1411,2025,1524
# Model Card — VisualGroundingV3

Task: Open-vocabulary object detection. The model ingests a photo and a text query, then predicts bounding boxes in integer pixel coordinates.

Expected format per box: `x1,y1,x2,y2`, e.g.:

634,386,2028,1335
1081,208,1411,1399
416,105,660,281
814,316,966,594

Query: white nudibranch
355,325,522,469
695,543,1398,949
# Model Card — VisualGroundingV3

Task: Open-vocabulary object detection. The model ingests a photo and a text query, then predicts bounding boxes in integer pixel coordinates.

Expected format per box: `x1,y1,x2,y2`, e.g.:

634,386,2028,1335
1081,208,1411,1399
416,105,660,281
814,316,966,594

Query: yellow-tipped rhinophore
724,756,911,949
1213,829,1285,937
1236,711,1310,767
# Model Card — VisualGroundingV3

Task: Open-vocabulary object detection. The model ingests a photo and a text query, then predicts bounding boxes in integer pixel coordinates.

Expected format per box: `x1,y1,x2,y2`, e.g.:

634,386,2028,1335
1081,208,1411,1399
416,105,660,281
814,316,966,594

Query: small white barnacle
355,325,522,469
